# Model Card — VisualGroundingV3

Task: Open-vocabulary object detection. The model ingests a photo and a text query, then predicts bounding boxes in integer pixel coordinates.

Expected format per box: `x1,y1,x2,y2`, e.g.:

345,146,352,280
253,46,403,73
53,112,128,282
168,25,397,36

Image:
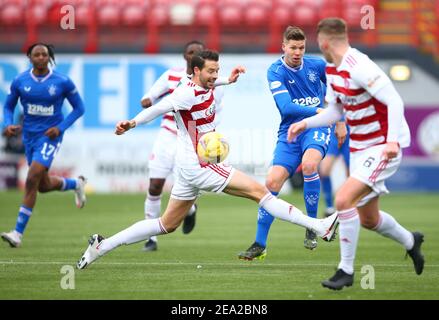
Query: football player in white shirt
288,18,425,290
140,41,229,251
140,41,204,252
77,50,340,269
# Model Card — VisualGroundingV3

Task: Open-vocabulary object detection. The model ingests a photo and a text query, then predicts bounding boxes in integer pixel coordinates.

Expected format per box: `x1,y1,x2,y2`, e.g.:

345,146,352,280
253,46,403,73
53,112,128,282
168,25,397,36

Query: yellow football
197,132,230,164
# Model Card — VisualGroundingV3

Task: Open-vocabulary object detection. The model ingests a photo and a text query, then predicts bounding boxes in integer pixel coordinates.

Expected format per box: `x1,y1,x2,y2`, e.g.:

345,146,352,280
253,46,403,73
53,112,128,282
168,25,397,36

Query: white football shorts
148,127,178,179
171,163,236,200
350,144,402,207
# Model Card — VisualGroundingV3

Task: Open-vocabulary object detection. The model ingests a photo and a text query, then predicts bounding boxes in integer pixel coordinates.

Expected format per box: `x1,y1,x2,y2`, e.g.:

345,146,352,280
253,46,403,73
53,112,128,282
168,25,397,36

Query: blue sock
61,178,77,191
15,205,33,234
255,191,278,248
321,176,334,209
303,173,320,219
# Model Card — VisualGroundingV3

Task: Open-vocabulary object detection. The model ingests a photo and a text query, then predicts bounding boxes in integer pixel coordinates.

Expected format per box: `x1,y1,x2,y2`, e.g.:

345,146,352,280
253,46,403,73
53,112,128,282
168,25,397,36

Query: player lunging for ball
77,50,339,269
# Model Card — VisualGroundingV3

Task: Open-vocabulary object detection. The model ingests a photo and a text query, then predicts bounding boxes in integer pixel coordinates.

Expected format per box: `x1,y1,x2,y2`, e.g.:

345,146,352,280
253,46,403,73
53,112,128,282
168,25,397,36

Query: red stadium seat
75,4,93,27
33,3,50,25
219,5,242,27
245,4,267,27
149,4,169,26
196,4,216,26
97,3,120,26
319,0,342,20
0,2,24,26
292,4,318,26
121,1,148,27
272,7,292,27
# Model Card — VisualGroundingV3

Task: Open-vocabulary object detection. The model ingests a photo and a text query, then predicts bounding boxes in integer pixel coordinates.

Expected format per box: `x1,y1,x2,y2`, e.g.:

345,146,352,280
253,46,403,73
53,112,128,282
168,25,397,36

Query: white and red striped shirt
160,79,220,169
325,47,410,152
142,67,186,134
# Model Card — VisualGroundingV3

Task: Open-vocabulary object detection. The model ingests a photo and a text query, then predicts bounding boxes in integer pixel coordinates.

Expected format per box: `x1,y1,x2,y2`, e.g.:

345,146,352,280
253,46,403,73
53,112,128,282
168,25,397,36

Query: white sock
373,210,414,250
187,204,196,216
99,218,167,255
259,193,322,233
337,208,360,275
144,192,161,242
144,192,161,219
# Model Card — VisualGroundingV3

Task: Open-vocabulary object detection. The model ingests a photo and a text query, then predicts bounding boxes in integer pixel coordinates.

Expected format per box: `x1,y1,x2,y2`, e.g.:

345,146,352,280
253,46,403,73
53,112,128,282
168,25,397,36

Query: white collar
30,68,53,83
281,56,303,72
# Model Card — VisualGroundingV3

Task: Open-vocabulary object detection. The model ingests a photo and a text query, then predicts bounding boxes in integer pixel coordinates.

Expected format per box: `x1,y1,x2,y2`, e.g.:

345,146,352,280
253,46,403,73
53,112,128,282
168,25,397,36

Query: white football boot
1,230,22,248
74,176,87,209
77,234,104,269
317,212,339,242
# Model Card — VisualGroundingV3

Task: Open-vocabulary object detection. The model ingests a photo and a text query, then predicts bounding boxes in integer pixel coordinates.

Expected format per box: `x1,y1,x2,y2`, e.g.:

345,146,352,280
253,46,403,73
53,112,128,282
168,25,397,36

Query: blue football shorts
272,127,331,176
24,134,63,168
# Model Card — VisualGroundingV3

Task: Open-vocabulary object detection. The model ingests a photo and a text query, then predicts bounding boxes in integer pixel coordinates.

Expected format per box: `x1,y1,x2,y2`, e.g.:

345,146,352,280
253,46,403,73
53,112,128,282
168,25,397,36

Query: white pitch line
1,261,438,267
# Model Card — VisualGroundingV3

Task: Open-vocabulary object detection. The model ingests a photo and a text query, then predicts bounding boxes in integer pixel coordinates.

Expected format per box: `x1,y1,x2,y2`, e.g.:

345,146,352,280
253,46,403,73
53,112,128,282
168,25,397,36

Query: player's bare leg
77,197,195,269
38,169,63,193
319,155,337,217
1,162,44,247
23,161,47,208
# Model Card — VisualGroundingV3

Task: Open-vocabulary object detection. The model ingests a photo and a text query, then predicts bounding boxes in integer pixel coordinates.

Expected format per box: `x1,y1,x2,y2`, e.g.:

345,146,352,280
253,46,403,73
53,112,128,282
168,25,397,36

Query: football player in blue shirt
1,43,86,248
239,26,346,259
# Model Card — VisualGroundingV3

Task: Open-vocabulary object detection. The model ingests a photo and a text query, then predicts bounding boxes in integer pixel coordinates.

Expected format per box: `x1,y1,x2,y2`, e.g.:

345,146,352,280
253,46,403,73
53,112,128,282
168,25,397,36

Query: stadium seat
169,2,195,25
292,4,318,26
245,1,271,27
121,0,148,27
0,1,24,26
74,3,93,27
219,5,242,27
196,4,216,26
27,5,48,24
149,4,169,26
96,0,120,26
319,0,341,20
272,7,292,27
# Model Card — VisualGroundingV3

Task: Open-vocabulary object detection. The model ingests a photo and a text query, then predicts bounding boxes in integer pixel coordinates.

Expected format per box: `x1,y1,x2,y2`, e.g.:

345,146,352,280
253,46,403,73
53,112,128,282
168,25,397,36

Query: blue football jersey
3,68,84,141
267,55,327,141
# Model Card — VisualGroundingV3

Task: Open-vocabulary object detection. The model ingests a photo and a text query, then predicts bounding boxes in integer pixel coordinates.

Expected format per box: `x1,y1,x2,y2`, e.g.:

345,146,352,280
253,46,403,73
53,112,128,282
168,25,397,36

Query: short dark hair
26,43,56,65
317,18,348,37
184,40,204,53
283,26,306,41
191,50,219,71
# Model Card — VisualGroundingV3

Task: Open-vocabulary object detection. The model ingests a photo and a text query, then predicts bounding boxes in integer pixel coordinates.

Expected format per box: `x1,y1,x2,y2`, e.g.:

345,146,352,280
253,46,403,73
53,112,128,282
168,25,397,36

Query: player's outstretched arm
228,66,246,83
214,66,246,86
115,95,175,135
115,120,136,135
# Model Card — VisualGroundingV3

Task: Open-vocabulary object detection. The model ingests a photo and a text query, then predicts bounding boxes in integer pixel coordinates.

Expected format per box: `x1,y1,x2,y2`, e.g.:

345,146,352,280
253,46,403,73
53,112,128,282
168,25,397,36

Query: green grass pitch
0,190,438,300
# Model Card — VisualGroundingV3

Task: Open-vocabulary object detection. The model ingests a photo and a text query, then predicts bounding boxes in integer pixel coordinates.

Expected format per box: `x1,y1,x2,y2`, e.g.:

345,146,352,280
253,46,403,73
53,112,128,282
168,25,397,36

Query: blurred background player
1,43,86,248
239,26,344,260
77,50,339,270
320,121,350,217
139,40,204,252
289,18,425,290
